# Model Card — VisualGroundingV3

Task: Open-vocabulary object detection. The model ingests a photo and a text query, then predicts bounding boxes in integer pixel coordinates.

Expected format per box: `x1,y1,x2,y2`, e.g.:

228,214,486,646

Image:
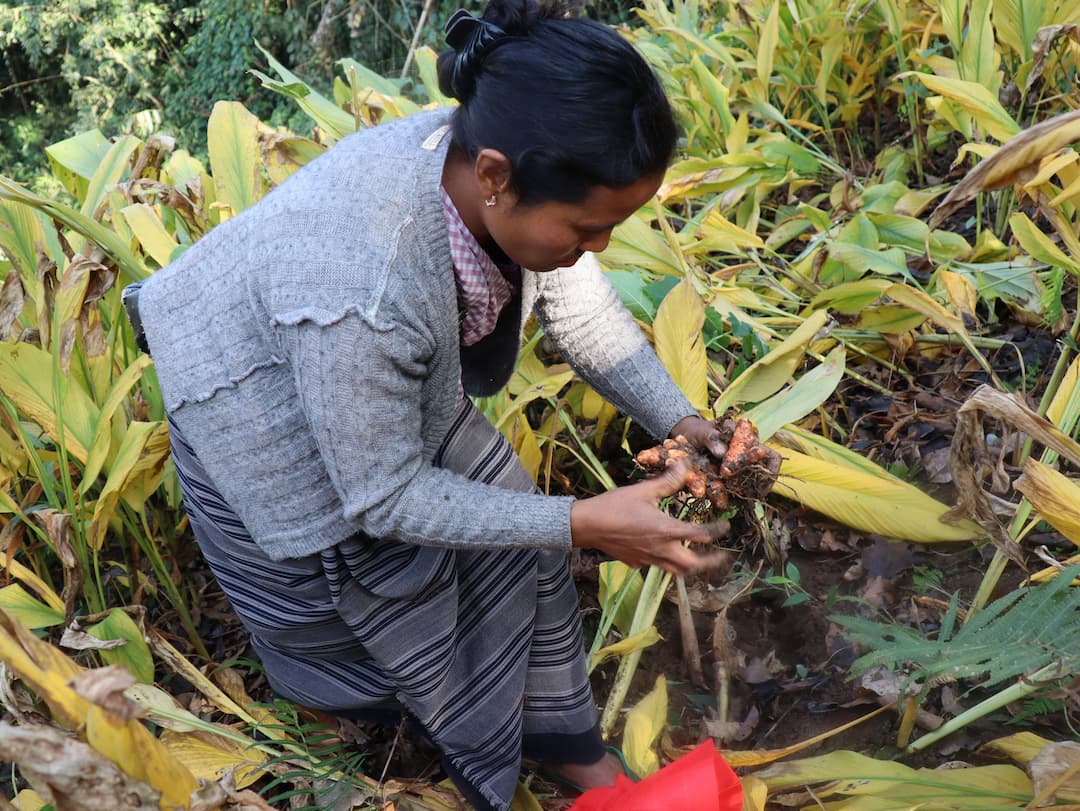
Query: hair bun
440,9,509,101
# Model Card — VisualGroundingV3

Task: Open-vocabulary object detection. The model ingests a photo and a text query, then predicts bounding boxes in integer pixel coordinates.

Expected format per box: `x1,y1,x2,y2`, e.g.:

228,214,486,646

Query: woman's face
483,171,663,273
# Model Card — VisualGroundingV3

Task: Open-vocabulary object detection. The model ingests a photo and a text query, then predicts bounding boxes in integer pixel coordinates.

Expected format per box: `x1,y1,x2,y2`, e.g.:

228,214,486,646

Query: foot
544,752,623,790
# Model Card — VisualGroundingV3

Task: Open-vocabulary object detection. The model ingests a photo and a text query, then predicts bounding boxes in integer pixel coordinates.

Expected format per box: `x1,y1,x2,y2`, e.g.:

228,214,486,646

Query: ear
474,148,513,199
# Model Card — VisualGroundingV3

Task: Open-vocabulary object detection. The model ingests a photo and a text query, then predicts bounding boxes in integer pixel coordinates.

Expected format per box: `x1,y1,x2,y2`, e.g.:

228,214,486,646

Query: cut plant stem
675,575,706,688
905,661,1068,753
599,562,672,738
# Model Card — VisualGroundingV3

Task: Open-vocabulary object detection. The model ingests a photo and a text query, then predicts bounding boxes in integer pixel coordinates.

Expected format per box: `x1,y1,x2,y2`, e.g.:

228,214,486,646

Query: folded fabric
568,742,743,811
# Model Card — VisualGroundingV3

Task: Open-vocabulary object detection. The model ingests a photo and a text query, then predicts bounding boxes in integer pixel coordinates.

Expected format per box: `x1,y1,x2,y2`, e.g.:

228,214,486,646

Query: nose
579,229,613,254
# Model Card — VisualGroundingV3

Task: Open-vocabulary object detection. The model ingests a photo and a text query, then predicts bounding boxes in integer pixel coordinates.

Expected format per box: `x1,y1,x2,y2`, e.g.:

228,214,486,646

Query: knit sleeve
282,311,574,550
531,254,697,440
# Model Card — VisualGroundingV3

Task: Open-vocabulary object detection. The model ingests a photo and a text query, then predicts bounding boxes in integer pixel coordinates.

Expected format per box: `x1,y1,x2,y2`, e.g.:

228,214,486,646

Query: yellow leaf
510,781,544,811
1014,459,1080,546
0,583,64,629
120,203,179,267
81,354,155,493
721,706,890,768
589,627,662,671
1011,212,1080,273
713,310,828,414
980,732,1055,765
2,552,64,612
622,675,667,777
771,448,982,542
930,109,1080,228
598,561,645,636
603,210,682,275
755,1,781,97
856,305,929,334
12,789,48,811
1022,150,1079,190
743,345,846,441
160,726,268,789
0,608,86,728
512,413,542,483
741,775,768,811
90,421,171,549
1046,355,1080,429
756,750,1032,801
695,209,765,254
493,370,575,431
85,703,199,807
208,101,267,218
0,342,99,463
654,277,709,413
912,74,1020,142
938,269,979,324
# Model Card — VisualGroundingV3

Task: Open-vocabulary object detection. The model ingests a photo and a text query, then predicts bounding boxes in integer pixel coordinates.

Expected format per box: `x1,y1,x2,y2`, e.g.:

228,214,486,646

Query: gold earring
485,194,497,207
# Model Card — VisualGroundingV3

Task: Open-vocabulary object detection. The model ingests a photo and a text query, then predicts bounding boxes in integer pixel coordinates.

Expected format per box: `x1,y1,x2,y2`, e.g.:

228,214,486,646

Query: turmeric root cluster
634,418,778,511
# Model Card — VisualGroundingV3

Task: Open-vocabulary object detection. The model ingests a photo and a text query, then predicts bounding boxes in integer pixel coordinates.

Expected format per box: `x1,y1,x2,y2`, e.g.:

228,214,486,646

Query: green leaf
744,345,845,440
1010,212,1080,275
44,130,111,203
87,609,155,684
81,136,140,220
0,584,64,629
714,309,828,413
598,561,645,637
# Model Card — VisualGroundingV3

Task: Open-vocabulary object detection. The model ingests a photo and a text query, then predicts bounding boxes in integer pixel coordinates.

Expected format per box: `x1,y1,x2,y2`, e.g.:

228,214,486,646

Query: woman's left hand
668,414,727,459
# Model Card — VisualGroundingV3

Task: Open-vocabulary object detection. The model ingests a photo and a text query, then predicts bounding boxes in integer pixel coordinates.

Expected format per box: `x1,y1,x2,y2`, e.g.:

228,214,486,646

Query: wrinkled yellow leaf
85,703,199,807
622,675,667,777
0,608,86,728
938,269,979,324
713,310,828,414
589,627,662,671
124,683,201,732
771,447,981,542
0,583,63,629
603,210,682,275
930,109,1080,228
654,277,709,413
1031,740,1080,803
1015,459,1080,546
160,725,268,789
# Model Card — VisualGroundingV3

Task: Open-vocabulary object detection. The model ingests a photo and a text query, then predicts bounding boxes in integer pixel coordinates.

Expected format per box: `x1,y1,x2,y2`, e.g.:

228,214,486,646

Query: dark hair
436,0,678,205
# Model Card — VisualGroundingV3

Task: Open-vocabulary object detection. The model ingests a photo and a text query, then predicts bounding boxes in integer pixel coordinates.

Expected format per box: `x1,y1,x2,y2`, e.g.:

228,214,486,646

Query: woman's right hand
569,465,730,576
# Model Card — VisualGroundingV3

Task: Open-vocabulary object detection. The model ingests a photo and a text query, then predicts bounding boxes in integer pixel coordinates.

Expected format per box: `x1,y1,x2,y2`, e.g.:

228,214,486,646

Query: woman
132,2,730,808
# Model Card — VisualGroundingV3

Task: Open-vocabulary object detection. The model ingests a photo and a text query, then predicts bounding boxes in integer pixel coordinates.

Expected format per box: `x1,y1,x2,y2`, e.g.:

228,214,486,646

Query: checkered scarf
440,187,519,347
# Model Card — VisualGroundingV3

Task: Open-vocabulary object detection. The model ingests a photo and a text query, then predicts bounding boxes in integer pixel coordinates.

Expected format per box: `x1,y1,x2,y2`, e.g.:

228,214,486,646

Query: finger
706,432,727,459
648,462,692,500
687,550,734,575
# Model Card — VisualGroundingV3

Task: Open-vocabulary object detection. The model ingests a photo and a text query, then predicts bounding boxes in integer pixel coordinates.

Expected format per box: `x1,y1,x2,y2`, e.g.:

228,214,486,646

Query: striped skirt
169,399,603,810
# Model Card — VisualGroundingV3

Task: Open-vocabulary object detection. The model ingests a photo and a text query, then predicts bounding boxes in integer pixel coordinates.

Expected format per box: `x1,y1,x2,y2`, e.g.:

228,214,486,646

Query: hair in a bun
437,0,678,205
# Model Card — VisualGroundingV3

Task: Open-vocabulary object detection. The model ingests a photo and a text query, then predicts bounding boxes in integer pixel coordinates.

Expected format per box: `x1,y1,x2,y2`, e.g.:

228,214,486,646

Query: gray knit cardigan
139,109,695,561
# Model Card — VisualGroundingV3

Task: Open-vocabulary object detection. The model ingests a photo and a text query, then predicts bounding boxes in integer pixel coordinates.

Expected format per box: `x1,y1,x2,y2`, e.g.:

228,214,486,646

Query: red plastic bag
569,742,743,811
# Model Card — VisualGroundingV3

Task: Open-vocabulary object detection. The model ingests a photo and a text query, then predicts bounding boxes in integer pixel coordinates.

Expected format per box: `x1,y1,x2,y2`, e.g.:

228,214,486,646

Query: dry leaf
1031,741,1080,804
929,109,1080,228
0,722,161,810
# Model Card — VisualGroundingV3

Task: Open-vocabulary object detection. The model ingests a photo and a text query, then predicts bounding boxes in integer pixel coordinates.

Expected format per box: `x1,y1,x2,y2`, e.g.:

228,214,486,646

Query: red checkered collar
440,186,519,347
